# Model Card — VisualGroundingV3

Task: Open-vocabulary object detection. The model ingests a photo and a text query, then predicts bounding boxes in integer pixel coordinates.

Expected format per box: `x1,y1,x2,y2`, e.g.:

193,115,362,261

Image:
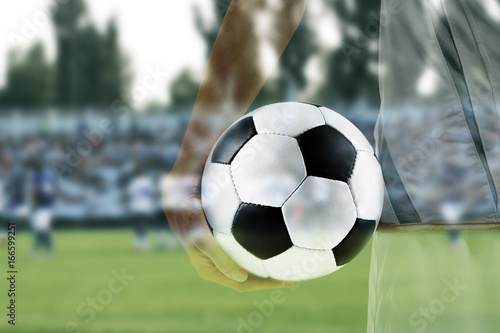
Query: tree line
0,0,128,111
0,0,381,112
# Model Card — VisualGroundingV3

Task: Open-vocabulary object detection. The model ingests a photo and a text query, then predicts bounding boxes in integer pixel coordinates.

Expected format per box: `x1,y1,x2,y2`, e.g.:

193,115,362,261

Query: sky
1,0,499,110
0,0,346,110
0,0,213,108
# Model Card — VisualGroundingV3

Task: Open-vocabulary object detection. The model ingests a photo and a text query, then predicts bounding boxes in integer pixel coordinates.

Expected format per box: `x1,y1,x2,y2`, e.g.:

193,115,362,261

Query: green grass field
0,230,499,333
0,230,372,333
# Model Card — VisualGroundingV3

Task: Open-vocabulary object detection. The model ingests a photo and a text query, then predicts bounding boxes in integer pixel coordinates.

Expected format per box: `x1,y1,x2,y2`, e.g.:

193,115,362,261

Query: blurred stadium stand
0,109,190,229
0,105,379,229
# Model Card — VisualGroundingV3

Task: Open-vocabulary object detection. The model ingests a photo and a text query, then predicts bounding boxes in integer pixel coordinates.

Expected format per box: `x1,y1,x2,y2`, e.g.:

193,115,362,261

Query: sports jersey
127,175,155,214
375,0,500,232
32,169,56,209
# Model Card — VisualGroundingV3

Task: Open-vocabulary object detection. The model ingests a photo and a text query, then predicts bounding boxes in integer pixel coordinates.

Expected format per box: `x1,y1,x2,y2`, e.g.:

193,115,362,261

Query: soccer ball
201,102,384,281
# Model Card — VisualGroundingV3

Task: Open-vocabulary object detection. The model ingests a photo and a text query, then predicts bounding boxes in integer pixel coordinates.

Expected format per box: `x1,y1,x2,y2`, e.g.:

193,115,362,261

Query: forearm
173,0,307,173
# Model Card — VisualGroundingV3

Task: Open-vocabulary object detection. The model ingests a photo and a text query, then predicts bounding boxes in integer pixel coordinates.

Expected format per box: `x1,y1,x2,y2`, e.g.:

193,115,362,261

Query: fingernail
230,270,247,282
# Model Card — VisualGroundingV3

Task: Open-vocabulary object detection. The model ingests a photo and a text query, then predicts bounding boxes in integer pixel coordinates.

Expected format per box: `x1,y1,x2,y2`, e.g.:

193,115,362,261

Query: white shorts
367,231,500,333
31,209,53,231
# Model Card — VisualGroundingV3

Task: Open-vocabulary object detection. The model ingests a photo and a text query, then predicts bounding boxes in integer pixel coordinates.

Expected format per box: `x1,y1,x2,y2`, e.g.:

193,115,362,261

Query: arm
163,0,307,291
175,0,308,171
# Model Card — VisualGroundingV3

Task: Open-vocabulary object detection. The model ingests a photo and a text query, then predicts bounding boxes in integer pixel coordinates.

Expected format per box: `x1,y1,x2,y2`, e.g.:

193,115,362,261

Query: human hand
163,171,293,292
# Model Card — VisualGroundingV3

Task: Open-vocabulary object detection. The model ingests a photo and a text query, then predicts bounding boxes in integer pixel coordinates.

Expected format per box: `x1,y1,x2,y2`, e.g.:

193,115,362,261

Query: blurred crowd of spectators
0,112,187,226
0,106,386,228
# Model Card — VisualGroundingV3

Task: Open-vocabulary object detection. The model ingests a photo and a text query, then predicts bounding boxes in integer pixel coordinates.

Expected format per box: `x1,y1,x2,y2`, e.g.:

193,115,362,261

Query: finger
187,249,294,292
201,240,248,283
227,276,294,292
186,229,296,290
190,230,248,283
187,248,245,284
208,271,290,292
241,275,294,291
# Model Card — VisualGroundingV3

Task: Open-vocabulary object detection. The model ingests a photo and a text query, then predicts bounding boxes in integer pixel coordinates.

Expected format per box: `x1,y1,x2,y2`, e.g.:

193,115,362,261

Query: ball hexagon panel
231,134,306,207
282,176,357,250
213,231,268,278
201,162,241,234
211,116,257,164
232,203,294,260
297,125,357,182
263,246,340,281
332,218,376,266
348,151,384,221
319,106,374,154
252,102,325,137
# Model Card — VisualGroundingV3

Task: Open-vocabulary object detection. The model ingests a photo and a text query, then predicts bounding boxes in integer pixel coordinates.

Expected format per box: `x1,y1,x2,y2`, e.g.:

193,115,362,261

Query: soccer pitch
0,230,498,333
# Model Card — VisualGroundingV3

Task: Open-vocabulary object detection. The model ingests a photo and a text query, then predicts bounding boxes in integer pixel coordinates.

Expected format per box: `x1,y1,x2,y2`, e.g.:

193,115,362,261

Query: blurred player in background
127,162,156,251
28,156,57,258
0,155,30,248
9,158,30,223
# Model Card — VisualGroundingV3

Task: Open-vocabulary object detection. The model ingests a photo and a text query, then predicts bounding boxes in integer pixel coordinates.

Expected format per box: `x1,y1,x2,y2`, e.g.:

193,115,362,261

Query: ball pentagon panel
232,203,293,260
319,106,374,153
211,116,257,164
332,218,376,266
297,125,357,182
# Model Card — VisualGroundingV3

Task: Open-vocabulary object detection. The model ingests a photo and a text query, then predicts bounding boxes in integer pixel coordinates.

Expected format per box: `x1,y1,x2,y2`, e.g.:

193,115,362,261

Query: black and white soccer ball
201,102,384,281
